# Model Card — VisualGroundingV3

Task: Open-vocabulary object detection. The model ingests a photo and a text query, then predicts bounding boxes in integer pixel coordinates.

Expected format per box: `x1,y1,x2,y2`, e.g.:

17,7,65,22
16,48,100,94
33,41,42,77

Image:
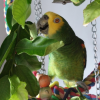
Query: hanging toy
39,75,52,100
39,87,52,100
37,11,88,92
33,71,52,100
39,74,51,88
32,65,100,100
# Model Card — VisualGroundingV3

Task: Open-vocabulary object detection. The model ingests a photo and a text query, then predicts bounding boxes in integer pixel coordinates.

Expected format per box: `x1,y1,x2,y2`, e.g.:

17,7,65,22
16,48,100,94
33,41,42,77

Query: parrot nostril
43,15,49,20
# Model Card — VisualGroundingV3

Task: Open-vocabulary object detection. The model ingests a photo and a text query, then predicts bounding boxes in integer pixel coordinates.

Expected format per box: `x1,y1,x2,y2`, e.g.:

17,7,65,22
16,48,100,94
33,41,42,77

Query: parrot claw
76,81,89,93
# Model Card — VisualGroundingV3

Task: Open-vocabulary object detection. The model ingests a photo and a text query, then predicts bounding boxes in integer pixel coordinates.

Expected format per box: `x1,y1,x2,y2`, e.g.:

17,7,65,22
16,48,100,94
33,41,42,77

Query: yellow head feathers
45,12,64,36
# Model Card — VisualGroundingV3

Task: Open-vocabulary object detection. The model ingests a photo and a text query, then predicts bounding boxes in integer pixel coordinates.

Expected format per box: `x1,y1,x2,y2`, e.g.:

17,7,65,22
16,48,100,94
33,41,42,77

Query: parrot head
37,11,75,44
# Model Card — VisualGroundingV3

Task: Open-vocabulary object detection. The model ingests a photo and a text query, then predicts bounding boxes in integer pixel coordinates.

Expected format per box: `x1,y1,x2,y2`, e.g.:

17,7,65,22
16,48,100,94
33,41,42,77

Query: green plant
0,0,64,100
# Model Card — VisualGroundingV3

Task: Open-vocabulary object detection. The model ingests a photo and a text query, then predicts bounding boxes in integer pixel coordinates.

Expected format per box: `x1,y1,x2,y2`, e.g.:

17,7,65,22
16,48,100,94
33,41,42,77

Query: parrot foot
76,81,89,93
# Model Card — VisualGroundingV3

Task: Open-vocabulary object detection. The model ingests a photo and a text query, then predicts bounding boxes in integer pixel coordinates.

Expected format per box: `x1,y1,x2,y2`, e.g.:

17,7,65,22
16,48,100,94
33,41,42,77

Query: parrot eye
54,18,60,23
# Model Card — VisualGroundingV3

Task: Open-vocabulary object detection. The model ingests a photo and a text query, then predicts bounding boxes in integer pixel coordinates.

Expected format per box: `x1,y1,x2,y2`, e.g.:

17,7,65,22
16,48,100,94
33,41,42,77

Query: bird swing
3,0,100,100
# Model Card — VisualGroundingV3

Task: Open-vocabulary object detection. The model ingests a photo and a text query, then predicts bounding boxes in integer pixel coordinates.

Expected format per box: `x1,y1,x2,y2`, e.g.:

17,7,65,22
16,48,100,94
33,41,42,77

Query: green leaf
0,33,17,68
16,25,30,42
73,0,85,6
12,18,17,26
16,36,64,56
71,0,80,4
83,1,100,26
95,0,100,4
15,53,41,71
0,75,10,100
6,24,30,60
10,23,19,33
27,0,32,4
6,24,19,60
6,5,13,29
0,59,13,78
12,0,31,27
9,75,28,100
6,5,17,30
13,65,40,96
26,22,37,40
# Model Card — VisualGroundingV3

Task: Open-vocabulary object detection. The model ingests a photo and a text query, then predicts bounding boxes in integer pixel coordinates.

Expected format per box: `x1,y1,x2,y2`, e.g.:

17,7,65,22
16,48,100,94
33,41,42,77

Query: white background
0,0,100,95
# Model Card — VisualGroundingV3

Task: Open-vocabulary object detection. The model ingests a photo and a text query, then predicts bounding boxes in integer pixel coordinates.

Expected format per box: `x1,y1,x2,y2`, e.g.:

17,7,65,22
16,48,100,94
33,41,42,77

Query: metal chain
91,20,100,99
90,0,100,99
34,0,42,21
40,56,46,74
34,0,46,74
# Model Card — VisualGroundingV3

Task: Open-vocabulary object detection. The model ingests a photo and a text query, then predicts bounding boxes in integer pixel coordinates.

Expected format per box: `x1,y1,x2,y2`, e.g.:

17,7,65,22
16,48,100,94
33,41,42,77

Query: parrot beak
37,15,49,34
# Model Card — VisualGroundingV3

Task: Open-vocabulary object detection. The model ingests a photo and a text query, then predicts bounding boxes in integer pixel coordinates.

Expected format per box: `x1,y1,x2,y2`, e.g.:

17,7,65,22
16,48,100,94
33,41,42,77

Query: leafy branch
0,0,64,100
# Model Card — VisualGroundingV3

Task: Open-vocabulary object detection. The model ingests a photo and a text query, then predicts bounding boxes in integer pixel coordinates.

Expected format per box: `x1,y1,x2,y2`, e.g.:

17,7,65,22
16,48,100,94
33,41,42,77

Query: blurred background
0,0,100,95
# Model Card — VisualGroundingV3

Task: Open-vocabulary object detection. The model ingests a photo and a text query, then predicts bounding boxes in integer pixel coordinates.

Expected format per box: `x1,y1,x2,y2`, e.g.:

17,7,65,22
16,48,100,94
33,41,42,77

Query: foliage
0,0,64,100
9,75,28,100
71,0,85,6
0,32,17,68
0,75,10,100
83,1,100,26
16,36,64,56
13,65,40,96
71,0,100,25
15,53,41,71
12,0,31,27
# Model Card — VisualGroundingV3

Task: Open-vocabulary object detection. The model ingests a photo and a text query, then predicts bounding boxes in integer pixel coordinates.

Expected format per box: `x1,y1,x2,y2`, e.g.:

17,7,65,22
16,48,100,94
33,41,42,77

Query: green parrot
37,12,88,92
